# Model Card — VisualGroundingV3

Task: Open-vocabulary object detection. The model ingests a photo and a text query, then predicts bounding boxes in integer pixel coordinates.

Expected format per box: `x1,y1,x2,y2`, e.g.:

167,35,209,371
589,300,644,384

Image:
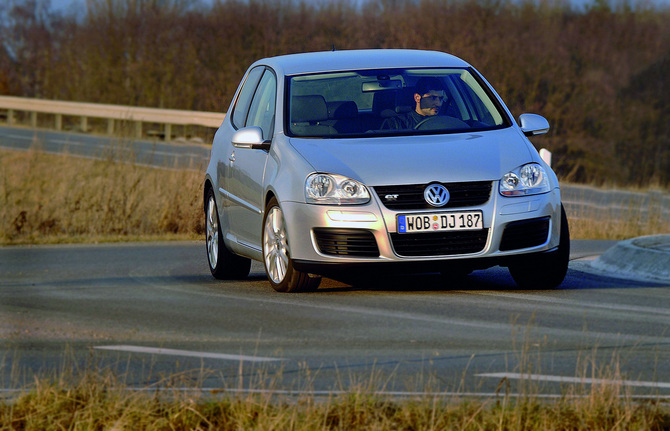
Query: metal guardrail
562,183,670,223
0,95,226,140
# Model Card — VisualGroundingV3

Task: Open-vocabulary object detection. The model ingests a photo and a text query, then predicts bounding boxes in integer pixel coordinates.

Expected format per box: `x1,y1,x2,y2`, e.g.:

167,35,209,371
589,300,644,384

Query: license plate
397,211,483,233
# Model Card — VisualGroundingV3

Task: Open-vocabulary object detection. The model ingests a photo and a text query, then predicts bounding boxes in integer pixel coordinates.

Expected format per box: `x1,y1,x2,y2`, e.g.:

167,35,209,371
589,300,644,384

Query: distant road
0,125,210,170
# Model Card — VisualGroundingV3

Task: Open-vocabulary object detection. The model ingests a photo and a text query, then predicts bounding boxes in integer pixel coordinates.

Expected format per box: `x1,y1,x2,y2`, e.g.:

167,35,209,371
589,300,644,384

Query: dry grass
1,148,668,245
2,355,669,430
569,212,669,241
0,148,203,245
565,186,670,240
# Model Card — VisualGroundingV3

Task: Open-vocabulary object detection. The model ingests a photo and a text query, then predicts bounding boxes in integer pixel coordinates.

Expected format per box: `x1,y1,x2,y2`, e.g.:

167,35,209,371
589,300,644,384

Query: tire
508,205,570,289
205,188,251,280
262,197,321,293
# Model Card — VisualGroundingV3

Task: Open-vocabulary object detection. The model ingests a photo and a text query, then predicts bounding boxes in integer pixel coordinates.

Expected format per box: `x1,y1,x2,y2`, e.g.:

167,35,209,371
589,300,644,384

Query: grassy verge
565,185,669,241
1,148,668,245
2,359,669,430
0,148,203,245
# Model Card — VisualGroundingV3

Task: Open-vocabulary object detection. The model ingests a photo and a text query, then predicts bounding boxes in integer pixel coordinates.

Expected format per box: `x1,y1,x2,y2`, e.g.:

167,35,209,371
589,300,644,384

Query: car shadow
314,264,668,293
195,262,667,294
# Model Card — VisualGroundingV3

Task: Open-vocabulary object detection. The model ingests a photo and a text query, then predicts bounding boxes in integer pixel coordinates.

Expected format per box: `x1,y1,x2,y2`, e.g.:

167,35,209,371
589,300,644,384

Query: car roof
252,49,473,76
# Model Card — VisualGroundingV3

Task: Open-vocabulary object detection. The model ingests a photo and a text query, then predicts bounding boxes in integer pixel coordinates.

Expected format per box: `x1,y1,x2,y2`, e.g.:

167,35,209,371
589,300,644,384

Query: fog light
326,211,377,222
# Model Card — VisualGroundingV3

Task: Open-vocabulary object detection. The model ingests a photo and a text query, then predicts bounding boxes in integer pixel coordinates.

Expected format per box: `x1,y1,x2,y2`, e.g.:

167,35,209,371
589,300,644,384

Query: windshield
286,68,510,138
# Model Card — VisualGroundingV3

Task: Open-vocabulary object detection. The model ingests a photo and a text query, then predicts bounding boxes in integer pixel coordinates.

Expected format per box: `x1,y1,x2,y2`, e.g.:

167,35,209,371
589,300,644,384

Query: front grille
390,229,489,257
499,217,550,251
313,228,380,257
374,181,492,210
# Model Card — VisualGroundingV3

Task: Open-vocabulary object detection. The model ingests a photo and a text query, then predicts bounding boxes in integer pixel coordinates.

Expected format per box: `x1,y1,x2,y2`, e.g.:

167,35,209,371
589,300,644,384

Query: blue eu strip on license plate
398,211,483,233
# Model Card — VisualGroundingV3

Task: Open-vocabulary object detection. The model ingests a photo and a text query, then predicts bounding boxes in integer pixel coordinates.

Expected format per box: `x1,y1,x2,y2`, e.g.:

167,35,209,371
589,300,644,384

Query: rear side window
231,66,264,129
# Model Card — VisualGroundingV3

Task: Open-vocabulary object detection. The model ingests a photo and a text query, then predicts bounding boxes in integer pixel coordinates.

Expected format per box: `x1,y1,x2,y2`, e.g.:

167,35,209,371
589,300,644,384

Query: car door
226,68,276,251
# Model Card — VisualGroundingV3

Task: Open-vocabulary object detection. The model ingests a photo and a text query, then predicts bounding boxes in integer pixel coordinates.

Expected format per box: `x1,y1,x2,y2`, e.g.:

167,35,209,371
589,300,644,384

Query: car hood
288,128,534,186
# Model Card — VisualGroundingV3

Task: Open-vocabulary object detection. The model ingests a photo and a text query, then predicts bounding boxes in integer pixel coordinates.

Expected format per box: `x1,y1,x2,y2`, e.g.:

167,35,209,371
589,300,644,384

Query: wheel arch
265,190,277,211
203,178,214,212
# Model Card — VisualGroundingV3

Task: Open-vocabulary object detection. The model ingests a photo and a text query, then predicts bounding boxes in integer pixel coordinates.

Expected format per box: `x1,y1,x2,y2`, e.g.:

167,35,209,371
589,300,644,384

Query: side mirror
231,126,271,151
519,114,550,137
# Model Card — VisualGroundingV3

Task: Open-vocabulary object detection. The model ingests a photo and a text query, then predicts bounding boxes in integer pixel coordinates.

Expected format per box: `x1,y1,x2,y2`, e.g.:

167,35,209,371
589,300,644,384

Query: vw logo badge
424,184,450,207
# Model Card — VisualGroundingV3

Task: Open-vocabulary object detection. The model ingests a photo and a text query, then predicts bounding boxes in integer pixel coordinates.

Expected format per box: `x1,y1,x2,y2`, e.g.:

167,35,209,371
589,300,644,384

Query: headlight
305,173,370,205
499,163,550,196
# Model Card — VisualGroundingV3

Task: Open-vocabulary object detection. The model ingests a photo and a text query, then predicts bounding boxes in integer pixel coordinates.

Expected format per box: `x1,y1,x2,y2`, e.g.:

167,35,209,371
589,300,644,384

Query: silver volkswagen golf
204,49,569,292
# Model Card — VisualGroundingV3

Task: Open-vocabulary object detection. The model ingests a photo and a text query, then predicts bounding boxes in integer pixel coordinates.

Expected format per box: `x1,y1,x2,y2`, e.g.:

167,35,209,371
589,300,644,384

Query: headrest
327,101,358,120
398,87,417,106
291,95,328,123
372,90,397,115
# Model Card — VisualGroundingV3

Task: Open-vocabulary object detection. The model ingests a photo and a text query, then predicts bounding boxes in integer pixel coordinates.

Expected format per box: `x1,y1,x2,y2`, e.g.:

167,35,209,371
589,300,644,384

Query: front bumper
281,184,561,272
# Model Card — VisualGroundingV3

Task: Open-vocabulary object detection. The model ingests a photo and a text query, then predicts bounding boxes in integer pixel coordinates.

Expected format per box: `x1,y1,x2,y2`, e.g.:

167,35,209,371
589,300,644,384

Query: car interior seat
289,95,336,136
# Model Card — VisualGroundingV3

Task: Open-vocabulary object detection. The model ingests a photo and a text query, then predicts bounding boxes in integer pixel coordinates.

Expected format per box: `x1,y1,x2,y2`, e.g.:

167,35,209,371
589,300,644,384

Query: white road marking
477,372,670,389
1,133,33,140
94,345,282,362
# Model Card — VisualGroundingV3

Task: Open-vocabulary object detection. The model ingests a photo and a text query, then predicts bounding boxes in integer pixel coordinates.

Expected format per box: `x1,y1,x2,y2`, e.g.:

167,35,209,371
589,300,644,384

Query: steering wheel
414,115,469,130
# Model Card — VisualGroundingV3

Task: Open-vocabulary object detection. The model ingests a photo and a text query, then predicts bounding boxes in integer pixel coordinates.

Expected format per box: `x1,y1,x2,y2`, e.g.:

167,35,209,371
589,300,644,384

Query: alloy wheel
206,195,219,270
263,205,289,284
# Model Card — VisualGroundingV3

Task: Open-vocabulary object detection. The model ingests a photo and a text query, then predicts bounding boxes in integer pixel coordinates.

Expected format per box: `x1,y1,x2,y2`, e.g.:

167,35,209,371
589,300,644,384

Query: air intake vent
390,229,488,257
499,217,550,251
313,228,380,257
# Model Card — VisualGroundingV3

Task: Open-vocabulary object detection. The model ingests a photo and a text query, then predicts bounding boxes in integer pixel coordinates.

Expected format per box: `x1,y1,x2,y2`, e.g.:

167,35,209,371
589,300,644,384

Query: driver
381,77,446,130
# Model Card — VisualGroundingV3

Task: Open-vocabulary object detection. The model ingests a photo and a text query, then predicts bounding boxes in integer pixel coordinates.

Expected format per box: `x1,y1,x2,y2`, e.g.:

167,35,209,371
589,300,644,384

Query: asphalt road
0,125,210,171
2,240,670,398
2,125,669,398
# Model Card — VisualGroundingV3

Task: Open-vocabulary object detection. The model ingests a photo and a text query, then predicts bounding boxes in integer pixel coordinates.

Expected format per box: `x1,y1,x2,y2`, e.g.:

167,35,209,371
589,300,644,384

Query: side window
247,70,277,140
231,66,264,129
